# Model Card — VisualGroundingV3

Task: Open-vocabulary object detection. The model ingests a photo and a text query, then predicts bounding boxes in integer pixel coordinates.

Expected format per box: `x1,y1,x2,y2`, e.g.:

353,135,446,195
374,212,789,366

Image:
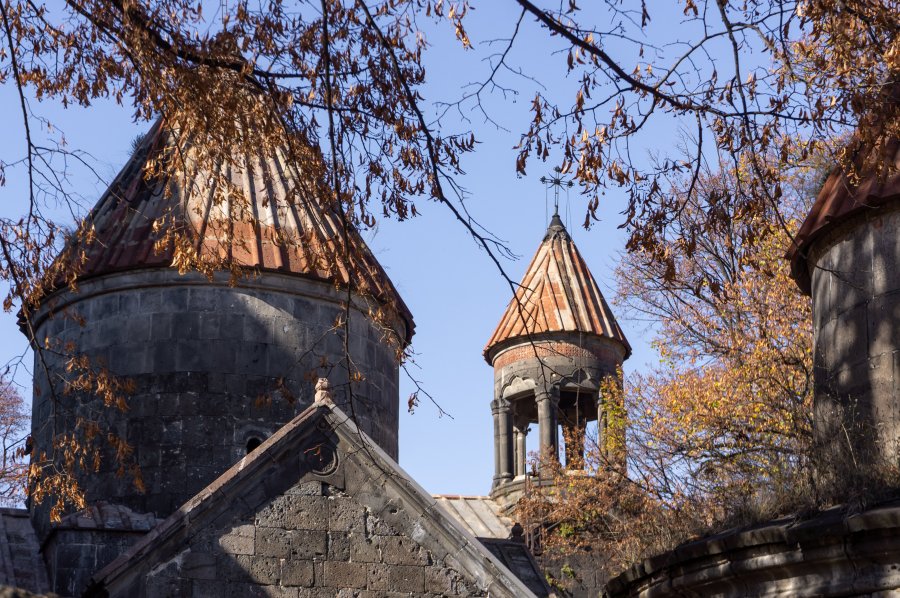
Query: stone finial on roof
314,377,333,405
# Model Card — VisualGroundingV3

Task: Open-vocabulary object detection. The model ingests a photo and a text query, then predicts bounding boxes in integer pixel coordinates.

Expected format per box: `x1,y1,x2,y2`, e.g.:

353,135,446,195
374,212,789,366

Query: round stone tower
26,120,414,534
789,137,899,491
483,212,630,504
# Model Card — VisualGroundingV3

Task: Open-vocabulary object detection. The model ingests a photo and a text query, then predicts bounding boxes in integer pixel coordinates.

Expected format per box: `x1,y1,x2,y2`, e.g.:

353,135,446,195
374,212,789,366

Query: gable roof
86,399,538,597
484,214,630,363
67,119,414,343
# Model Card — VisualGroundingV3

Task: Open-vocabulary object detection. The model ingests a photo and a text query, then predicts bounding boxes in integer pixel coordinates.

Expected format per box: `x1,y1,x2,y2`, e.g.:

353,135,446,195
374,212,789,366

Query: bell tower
484,211,630,504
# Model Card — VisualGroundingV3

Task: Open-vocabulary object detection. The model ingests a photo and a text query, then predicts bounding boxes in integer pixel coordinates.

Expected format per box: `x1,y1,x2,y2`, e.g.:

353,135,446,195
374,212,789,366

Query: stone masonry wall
808,204,900,478
138,480,485,597
492,334,625,402
29,269,402,539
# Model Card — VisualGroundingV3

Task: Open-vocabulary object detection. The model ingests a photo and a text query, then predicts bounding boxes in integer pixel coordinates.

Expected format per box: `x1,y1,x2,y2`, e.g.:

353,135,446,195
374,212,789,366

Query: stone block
238,343,270,375
256,527,292,558
216,553,254,582
249,555,282,584
379,535,429,566
327,532,350,561
291,529,327,560
281,559,315,587
244,316,274,343
367,563,425,593
328,498,366,533
109,343,147,375
867,291,900,359
216,526,255,557
255,495,324,530
349,536,381,563
176,340,205,371
323,561,368,589
162,288,190,312
189,288,219,312
287,481,325,496
123,316,151,343
425,566,459,595
181,551,217,580
140,289,163,311
172,312,201,339
191,579,226,598
198,312,221,339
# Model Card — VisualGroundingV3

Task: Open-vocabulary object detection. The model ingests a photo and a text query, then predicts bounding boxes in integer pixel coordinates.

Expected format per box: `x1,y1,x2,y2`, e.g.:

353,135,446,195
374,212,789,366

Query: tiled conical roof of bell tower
67,119,414,343
483,213,630,363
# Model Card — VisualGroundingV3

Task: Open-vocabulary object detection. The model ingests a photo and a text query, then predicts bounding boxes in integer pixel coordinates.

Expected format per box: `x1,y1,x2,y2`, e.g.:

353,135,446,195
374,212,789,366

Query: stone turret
27,119,414,544
789,137,900,491
483,213,630,504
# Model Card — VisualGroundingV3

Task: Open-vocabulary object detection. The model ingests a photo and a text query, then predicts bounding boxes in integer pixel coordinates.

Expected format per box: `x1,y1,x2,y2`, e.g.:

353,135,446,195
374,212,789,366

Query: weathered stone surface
809,206,900,481
605,499,900,598
87,404,534,598
29,269,403,550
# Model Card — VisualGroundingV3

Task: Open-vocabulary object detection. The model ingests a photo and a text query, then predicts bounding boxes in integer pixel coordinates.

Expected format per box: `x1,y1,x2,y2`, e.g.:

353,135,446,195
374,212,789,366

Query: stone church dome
71,118,413,341
27,119,413,539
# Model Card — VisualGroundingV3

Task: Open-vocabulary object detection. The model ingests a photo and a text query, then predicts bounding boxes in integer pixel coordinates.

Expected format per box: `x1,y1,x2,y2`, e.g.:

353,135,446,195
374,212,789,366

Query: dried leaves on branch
510,0,898,257
518,163,817,580
0,0,896,524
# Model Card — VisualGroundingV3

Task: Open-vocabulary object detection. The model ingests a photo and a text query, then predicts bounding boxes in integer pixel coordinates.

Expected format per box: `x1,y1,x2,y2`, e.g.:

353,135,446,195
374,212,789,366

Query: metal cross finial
540,167,573,216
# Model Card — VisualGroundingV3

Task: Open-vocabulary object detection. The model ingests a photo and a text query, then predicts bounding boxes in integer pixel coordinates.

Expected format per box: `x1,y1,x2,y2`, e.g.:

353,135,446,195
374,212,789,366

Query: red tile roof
71,120,414,343
788,138,900,294
484,214,630,363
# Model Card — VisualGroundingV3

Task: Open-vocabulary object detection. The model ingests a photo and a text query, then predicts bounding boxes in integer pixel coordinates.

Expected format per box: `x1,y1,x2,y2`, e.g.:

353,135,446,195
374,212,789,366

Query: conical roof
69,119,414,343
788,138,900,294
484,214,630,363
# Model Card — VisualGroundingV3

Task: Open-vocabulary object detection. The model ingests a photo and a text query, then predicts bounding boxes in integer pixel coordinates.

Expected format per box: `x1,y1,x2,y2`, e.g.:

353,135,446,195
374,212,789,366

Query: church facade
4,117,632,597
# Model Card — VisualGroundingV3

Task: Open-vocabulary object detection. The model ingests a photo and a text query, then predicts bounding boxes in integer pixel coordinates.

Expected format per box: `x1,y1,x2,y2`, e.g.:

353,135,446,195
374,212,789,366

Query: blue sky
0,3,721,497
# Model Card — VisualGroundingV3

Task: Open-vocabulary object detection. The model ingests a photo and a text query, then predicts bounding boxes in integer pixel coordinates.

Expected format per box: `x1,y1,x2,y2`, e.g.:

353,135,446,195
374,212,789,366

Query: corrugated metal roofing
788,138,900,294
433,495,513,539
484,214,630,362
70,119,414,342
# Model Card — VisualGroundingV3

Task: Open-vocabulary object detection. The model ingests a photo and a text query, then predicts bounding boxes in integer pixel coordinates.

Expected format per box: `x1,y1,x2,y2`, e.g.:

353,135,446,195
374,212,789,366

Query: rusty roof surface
484,214,630,363
433,495,513,539
71,119,414,342
788,138,900,294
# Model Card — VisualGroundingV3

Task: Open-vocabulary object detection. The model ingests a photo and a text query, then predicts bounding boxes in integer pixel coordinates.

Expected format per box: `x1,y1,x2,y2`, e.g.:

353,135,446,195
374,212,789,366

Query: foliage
517,162,817,578
619,166,815,507
0,0,895,517
0,376,27,506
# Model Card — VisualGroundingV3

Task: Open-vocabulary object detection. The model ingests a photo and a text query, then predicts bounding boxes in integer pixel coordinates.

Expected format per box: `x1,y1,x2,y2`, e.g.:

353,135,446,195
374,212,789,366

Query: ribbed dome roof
71,119,414,343
484,214,630,363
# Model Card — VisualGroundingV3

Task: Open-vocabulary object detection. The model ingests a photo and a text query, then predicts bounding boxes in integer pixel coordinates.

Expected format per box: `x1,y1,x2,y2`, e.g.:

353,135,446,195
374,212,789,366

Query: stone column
491,400,501,486
536,388,559,466
497,401,514,484
514,424,527,477
597,392,607,458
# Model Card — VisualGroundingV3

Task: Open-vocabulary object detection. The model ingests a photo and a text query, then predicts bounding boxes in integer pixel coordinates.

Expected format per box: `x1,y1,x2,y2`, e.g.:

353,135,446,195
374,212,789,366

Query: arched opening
246,437,263,454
